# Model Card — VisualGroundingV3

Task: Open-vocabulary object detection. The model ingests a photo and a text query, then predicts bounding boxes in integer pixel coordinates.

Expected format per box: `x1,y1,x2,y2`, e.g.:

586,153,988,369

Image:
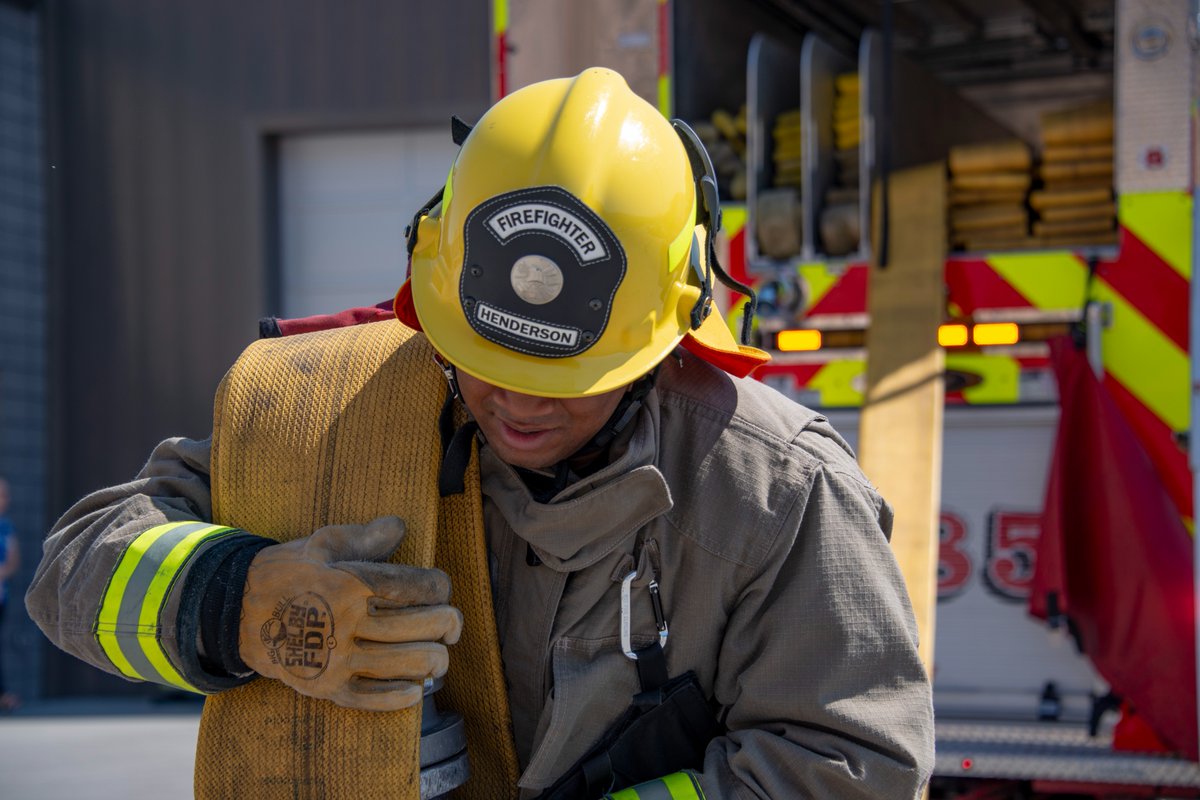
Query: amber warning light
938,322,1022,347
773,321,1038,352
972,322,1020,346
776,329,823,352
938,324,969,347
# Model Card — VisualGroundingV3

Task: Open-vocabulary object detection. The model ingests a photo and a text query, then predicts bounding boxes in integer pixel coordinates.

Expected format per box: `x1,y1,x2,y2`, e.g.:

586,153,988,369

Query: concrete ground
0,696,201,799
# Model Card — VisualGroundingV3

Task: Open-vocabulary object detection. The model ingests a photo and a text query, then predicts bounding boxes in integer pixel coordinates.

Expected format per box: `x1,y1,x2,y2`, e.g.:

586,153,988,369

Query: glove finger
357,605,464,646
349,641,450,680
329,677,424,712
339,562,451,606
306,516,406,563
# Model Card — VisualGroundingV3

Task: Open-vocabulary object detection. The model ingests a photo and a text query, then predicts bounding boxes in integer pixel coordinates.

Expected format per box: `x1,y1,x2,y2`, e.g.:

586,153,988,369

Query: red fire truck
494,0,1200,795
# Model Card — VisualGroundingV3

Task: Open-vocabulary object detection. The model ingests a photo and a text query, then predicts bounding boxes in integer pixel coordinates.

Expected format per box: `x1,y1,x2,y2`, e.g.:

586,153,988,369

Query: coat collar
478,390,673,572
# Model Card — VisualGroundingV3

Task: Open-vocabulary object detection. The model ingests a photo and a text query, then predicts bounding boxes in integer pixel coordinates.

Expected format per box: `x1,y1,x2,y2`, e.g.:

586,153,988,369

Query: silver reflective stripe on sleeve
95,521,239,692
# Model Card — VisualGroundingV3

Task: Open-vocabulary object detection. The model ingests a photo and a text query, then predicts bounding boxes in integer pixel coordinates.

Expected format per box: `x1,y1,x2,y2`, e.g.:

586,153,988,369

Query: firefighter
26,68,933,798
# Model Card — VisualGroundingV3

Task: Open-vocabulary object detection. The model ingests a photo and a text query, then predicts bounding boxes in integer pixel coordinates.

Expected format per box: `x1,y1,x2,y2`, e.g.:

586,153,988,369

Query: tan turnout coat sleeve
25,437,252,692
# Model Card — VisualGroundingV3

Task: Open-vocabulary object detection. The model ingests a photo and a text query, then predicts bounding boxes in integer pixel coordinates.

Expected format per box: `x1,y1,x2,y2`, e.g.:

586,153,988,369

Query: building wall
0,0,47,703
40,0,491,696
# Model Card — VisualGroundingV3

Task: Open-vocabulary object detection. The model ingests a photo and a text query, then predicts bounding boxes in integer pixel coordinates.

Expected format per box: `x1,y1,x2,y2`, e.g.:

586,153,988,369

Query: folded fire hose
195,320,519,799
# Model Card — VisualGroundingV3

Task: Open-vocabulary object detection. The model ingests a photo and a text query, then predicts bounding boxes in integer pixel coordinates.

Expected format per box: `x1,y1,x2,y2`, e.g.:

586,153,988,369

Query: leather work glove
238,516,462,711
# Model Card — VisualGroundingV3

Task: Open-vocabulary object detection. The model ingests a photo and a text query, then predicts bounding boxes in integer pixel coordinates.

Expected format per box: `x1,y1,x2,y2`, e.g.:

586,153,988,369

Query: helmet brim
395,278,769,389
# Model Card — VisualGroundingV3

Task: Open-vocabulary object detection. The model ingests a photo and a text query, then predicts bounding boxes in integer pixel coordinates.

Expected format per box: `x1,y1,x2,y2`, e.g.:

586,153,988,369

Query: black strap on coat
536,535,722,800
536,643,721,800
438,387,478,497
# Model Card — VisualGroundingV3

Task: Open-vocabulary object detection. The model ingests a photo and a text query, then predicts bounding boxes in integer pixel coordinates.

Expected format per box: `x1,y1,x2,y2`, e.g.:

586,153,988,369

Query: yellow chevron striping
945,353,1020,405
1119,191,1192,279
810,358,866,406
799,261,842,312
721,205,747,237
988,251,1088,310
1091,278,1189,432
723,295,751,340
988,251,1187,431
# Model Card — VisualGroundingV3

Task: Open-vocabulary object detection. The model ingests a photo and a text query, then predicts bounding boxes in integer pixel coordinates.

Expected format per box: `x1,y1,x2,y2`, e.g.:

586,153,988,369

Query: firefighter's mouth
502,421,551,435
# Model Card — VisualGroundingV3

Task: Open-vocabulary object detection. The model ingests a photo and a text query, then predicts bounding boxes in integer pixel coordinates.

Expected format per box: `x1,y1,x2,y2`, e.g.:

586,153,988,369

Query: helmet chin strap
434,356,659,500
581,367,658,453
526,366,659,502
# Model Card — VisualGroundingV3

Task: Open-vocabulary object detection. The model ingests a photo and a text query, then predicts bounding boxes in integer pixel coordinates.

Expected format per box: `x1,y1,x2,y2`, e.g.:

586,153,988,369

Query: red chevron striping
1103,372,1193,521
945,258,1035,315
726,228,749,285
808,264,868,315
756,363,824,391
1099,228,1189,352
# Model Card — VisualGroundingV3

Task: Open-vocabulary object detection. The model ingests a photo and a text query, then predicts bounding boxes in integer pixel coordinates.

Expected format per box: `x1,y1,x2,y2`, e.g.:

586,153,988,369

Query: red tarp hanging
1030,337,1197,759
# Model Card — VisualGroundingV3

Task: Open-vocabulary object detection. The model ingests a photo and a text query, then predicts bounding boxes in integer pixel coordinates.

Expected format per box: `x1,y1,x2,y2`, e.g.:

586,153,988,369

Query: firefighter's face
455,371,627,470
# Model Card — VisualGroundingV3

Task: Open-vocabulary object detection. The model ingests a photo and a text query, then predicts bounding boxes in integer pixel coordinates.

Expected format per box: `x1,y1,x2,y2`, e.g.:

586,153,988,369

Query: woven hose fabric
196,321,518,800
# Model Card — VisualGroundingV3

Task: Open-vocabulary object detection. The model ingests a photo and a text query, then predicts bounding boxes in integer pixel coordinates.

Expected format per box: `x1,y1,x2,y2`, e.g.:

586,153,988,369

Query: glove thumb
305,516,407,564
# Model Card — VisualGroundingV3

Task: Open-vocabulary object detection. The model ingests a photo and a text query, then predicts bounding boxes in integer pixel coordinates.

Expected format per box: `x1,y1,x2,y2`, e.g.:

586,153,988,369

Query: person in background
0,477,20,712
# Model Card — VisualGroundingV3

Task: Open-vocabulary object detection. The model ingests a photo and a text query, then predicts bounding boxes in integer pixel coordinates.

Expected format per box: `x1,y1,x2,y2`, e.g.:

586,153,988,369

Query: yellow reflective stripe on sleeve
607,771,706,800
95,522,238,692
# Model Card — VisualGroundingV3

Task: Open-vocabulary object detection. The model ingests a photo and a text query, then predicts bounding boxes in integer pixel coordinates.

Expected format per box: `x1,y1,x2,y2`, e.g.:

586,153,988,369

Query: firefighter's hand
238,516,463,711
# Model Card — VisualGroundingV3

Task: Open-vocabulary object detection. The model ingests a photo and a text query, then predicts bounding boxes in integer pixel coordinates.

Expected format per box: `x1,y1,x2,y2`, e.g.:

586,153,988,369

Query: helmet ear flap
405,187,445,260
406,117,470,278
671,119,722,232
672,120,718,331
671,118,761,346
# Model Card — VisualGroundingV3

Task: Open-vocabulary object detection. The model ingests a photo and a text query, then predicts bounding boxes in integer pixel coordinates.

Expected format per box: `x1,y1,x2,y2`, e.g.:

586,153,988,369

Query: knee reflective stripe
606,771,706,800
95,522,239,692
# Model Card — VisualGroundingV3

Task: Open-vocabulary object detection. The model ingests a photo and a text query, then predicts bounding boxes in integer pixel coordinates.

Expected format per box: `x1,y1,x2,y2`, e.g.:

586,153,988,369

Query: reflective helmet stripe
606,771,707,800
95,521,238,692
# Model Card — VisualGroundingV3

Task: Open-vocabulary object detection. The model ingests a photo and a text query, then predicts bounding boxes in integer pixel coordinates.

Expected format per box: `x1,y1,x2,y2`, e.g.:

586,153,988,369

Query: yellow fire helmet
399,67,768,398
